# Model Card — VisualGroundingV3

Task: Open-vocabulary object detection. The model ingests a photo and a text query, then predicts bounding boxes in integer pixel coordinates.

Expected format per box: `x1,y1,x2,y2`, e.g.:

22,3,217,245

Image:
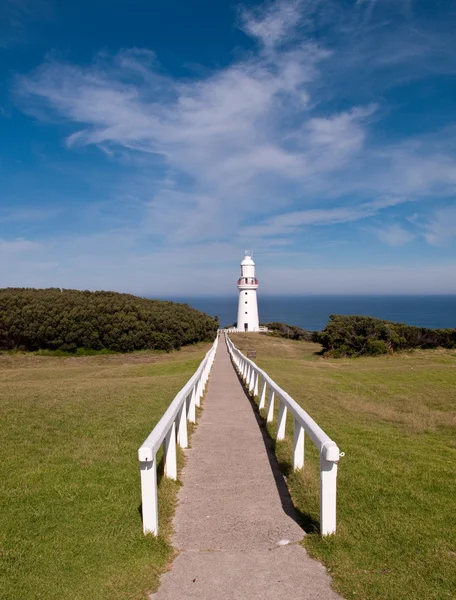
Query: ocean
169,295,456,331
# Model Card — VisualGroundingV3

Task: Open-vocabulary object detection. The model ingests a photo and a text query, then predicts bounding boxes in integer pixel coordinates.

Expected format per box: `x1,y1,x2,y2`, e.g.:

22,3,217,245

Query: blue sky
1,0,456,296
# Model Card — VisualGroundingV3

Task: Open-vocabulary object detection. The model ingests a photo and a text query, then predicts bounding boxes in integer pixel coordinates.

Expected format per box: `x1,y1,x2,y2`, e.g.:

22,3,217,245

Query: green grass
0,343,211,600
34,347,119,356
231,333,456,600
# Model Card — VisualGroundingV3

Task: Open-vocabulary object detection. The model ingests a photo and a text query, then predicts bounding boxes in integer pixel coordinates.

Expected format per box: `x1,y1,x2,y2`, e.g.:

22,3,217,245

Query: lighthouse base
221,326,268,333
237,288,259,333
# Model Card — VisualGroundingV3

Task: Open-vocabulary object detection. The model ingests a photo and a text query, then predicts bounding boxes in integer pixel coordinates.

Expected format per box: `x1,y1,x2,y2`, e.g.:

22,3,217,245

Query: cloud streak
241,197,411,238
423,206,456,247
372,224,415,247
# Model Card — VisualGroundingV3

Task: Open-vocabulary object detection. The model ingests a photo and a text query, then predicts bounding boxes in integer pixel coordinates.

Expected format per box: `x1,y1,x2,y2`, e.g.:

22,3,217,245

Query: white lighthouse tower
236,251,259,332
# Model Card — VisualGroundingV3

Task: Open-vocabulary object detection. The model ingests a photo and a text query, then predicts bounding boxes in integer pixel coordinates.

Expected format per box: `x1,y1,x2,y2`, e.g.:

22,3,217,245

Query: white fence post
277,399,287,440
164,421,177,480
195,376,202,407
267,388,275,422
259,377,267,409
320,456,338,535
140,460,158,535
293,418,305,470
249,367,255,394
201,368,207,391
177,402,188,449
254,371,259,396
188,388,196,424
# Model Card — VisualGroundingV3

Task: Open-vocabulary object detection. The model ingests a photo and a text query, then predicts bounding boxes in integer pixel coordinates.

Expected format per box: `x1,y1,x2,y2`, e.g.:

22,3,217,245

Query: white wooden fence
220,326,269,333
138,336,219,535
225,333,343,535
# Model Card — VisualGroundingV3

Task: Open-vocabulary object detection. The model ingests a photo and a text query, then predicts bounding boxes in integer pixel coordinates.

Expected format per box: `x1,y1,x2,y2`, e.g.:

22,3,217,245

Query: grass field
0,343,211,600
231,333,456,600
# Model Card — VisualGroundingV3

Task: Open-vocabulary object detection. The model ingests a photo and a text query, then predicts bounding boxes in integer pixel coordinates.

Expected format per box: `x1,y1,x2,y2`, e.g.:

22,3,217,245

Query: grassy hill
231,333,456,600
0,344,212,600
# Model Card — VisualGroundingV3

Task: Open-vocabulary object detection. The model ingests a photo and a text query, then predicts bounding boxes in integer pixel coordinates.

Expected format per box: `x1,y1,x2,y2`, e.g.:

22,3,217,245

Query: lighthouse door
244,323,248,332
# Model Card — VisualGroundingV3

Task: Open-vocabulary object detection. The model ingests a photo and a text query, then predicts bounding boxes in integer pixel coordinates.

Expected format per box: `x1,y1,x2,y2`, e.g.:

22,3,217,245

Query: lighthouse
236,251,259,332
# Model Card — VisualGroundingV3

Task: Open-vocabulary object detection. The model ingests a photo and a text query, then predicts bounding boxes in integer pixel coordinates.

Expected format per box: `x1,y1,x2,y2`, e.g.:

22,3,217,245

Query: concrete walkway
152,340,343,600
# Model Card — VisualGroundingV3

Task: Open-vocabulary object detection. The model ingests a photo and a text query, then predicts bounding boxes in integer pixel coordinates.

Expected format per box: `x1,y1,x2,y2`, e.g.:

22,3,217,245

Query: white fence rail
138,336,219,535
225,333,343,535
220,326,269,333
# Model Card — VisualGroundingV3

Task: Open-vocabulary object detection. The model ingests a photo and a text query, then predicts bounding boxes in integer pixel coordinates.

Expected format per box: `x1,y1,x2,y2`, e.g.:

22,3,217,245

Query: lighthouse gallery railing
138,336,218,535
225,333,343,535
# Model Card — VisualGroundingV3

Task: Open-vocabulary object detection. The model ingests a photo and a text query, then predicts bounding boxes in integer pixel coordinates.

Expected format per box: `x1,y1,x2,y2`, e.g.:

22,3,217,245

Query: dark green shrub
366,339,389,355
265,322,313,341
0,288,217,353
314,314,456,357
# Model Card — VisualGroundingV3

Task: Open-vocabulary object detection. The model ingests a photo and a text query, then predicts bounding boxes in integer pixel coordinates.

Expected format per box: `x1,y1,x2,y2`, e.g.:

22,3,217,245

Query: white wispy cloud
15,39,326,234
423,206,456,247
240,0,308,49
0,206,61,222
372,224,415,247
241,196,410,238
0,237,42,253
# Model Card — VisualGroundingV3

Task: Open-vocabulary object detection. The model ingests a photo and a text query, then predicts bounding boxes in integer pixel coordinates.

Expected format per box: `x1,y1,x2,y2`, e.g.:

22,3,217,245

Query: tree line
0,288,218,353
312,314,456,357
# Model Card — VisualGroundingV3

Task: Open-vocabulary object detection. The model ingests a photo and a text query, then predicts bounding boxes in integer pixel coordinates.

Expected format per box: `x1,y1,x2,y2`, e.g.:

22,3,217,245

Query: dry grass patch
231,333,456,600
